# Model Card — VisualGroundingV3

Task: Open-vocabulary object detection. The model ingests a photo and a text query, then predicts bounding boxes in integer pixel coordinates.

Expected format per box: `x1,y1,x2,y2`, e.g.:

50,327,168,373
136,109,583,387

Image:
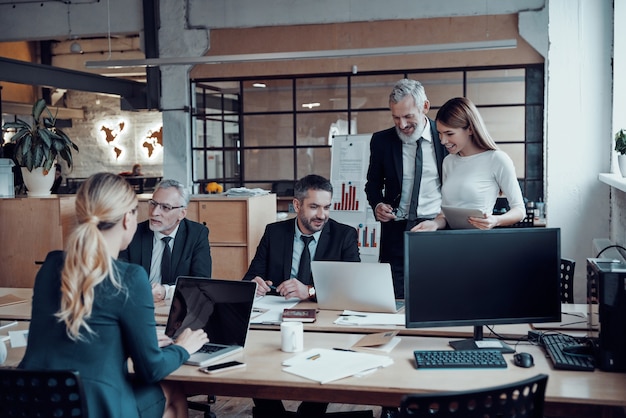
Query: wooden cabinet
196,194,276,279
0,196,77,288
0,193,276,287
138,193,276,280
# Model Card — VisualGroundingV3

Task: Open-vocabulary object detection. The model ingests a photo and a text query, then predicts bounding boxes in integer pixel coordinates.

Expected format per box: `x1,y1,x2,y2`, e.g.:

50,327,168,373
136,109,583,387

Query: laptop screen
164,277,256,346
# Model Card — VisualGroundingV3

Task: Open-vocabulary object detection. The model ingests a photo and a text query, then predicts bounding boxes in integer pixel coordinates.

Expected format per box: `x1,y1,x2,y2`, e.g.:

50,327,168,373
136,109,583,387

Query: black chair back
0,368,88,417
560,258,576,303
400,374,548,418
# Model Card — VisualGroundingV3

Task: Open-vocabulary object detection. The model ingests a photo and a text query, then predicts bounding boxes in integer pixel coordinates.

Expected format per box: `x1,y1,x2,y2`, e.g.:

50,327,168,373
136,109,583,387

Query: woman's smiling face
437,121,474,156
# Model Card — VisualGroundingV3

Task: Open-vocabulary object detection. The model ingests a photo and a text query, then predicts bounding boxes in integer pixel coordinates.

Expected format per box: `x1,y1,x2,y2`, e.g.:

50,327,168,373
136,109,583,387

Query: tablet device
441,206,485,230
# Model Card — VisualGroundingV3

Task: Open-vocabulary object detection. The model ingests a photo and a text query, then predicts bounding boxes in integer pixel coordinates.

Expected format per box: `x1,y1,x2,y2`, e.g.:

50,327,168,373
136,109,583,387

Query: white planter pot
20,166,55,197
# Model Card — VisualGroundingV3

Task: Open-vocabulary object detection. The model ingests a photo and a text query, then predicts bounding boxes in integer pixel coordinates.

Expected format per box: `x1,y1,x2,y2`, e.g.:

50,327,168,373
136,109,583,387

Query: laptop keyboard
197,344,225,354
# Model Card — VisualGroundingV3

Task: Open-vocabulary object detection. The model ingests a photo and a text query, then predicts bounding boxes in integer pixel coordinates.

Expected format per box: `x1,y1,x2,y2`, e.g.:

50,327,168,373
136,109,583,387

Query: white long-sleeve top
441,149,525,214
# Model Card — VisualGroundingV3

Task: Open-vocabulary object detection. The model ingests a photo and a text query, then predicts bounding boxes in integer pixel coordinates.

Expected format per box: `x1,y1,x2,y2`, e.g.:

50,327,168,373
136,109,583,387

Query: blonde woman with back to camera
19,172,209,418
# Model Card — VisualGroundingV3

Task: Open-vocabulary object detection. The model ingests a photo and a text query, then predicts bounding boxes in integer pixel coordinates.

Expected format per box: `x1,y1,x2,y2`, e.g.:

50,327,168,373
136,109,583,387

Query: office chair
0,368,88,417
399,374,548,418
271,180,295,197
560,258,576,303
143,176,161,193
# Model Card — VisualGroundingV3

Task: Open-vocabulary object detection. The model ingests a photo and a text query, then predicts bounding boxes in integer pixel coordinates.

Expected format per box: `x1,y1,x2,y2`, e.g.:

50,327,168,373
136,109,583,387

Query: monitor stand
449,326,515,353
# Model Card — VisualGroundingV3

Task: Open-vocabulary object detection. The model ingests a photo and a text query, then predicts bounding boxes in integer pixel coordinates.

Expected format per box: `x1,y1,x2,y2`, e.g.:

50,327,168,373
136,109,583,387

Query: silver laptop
311,261,400,313
441,206,485,229
164,277,257,367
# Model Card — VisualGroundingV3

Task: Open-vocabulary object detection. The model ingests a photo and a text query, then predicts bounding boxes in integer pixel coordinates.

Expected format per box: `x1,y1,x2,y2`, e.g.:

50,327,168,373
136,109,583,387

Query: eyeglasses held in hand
148,199,185,213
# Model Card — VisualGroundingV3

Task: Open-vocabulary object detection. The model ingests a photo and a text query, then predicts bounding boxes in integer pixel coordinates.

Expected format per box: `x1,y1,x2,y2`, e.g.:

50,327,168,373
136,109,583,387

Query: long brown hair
436,97,497,151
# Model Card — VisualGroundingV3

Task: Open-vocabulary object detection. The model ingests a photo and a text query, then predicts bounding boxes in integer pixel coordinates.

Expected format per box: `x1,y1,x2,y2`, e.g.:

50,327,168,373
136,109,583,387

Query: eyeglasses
392,207,406,218
148,199,185,213
391,193,407,219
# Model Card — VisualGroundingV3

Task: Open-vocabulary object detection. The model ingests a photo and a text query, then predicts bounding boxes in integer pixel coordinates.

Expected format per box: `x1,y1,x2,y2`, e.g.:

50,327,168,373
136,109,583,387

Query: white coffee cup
280,321,304,352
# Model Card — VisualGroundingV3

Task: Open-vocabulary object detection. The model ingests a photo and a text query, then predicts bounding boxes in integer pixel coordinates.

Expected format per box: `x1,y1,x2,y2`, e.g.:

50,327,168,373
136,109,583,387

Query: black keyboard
197,344,225,354
413,349,507,369
540,334,595,371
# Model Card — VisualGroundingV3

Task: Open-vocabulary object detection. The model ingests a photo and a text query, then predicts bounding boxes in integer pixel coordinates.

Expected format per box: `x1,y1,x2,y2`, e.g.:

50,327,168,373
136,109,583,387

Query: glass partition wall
190,64,544,202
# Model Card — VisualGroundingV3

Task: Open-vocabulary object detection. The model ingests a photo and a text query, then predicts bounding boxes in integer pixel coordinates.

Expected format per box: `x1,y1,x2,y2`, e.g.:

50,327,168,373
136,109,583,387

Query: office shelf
599,173,626,193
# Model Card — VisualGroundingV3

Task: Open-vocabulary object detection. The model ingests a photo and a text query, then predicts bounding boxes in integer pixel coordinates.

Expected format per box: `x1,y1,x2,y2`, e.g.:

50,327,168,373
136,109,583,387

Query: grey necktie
297,235,314,285
407,137,424,222
161,236,173,284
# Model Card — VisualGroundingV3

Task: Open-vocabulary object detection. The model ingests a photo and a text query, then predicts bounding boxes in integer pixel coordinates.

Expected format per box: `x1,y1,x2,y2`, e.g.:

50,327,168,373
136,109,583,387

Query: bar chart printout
333,182,360,211
357,223,378,248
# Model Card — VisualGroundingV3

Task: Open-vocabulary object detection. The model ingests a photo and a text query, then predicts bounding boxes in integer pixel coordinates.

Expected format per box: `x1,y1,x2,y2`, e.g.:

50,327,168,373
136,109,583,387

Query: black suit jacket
119,218,212,284
242,218,360,284
365,119,447,272
365,119,447,212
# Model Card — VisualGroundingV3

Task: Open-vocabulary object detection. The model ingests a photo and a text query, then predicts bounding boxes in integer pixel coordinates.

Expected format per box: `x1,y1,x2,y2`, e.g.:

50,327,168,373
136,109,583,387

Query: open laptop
164,277,257,367
311,261,401,313
441,206,485,229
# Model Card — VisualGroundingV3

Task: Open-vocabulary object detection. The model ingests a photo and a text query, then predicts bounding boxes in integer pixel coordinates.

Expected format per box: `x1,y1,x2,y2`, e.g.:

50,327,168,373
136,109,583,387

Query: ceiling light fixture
85,39,517,69
70,41,83,54
252,82,267,88
302,102,320,109
66,3,83,54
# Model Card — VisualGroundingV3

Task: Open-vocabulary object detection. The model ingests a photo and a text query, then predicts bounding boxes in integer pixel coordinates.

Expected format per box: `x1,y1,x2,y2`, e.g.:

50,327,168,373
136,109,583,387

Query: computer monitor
404,228,561,353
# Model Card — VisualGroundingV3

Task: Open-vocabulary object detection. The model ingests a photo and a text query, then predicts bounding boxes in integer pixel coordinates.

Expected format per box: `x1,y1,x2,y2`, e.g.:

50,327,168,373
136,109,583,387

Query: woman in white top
432,97,525,230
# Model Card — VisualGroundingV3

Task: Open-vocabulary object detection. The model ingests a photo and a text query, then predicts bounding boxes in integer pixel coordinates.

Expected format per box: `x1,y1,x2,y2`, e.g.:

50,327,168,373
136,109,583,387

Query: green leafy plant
615,129,626,156
1,99,79,173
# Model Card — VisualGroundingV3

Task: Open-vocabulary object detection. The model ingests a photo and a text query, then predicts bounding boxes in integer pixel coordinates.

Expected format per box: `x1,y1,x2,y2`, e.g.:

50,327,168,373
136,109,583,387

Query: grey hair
155,179,190,206
389,79,428,108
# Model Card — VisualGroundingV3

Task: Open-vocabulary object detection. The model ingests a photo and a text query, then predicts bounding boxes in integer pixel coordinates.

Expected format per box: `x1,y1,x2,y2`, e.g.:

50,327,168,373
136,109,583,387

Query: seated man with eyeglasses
120,179,212,302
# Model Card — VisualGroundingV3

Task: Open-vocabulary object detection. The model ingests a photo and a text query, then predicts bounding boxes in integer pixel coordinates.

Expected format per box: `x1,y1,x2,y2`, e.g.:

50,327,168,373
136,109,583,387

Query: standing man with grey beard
365,79,447,301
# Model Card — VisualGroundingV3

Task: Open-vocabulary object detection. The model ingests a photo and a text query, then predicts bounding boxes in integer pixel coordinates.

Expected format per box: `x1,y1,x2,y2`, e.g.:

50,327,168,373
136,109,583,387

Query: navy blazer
119,218,212,283
365,119,447,212
242,218,360,284
20,251,189,418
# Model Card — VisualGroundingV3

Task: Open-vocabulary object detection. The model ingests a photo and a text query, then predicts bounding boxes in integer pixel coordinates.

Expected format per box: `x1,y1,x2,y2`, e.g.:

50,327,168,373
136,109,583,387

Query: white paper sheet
282,348,393,384
251,295,300,324
334,310,405,326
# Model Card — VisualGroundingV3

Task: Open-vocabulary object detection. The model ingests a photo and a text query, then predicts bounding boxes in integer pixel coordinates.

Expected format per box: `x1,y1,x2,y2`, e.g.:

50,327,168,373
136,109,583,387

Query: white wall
545,0,612,301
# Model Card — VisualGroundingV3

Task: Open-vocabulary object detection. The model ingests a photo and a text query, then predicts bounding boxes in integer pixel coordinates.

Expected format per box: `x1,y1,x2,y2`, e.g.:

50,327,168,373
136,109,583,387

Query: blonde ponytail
56,173,137,340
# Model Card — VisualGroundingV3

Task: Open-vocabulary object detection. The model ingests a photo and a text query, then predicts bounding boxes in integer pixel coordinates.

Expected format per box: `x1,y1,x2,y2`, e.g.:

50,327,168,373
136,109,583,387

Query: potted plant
615,129,626,177
1,99,78,196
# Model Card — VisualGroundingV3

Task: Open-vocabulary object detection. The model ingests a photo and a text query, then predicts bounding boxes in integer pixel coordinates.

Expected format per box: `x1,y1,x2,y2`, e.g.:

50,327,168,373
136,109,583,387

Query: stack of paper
282,348,393,384
351,331,401,354
251,295,299,324
334,310,405,326
225,187,270,196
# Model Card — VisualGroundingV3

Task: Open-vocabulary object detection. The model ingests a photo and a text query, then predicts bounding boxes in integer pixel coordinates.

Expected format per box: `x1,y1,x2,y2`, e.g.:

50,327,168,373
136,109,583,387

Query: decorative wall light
141,125,163,159
96,118,129,162
112,146,124,160
99,121,125,144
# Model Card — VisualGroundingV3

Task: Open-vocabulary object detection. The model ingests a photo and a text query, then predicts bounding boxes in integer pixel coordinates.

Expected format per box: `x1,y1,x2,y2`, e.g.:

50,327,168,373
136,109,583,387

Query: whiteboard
330,134,380,262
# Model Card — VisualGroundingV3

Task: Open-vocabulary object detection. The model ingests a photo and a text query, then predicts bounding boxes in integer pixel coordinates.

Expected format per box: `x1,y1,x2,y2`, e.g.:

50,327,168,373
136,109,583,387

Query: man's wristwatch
307,285,316,300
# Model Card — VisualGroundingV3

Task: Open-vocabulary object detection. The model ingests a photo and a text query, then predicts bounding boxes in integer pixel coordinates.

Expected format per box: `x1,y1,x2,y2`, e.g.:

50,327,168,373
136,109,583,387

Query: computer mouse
562,343,594,356
513,352,534,368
